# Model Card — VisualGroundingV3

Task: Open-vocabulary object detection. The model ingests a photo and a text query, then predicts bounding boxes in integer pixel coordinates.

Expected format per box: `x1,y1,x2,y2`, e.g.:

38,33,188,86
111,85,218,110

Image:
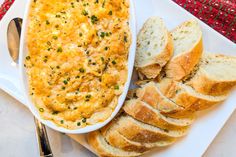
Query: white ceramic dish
0,0,136,134
0,0,236,156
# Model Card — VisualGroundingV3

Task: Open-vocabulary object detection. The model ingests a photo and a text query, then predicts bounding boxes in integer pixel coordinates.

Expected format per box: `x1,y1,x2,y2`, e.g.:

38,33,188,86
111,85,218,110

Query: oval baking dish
18,0,136,134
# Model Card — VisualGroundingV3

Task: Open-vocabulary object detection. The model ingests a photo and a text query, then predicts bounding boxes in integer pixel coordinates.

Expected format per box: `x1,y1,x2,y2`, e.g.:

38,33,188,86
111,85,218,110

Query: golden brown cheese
25,0,131,129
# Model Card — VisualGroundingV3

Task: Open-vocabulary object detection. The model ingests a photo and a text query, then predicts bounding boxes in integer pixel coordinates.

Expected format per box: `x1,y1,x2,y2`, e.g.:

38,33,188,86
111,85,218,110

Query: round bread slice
135,17,173,79
111,115,188,143
165,20,203,81
103,125,175,153
123,99,195,129
87,131,142,157
158,78,227,111
186,53,236,96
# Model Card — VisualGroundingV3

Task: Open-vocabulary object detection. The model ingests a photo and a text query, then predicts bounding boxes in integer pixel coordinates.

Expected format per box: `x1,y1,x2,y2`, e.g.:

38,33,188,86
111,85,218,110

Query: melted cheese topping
25,0,131,129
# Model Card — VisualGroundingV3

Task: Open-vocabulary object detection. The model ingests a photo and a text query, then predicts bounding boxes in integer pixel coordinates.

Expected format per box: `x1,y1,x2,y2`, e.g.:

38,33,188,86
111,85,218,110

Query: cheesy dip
25,0,131,129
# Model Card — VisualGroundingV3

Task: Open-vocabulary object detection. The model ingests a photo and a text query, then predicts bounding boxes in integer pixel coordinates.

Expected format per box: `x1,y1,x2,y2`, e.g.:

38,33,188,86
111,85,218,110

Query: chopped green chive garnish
63,80,68,85
39,108,44,112
52,111,59,115
91,15,98,24
82,10,88,16
108,10,112,15
46,20,50,25
82,118,86,123
26,56,31,60
85,94,91,99
124,36,128,42
112,60,116,65
100,32,105,38
53,35,58,40
79,68,85,73
57,47,63,52
60,120,64,124
114,85,119,90
77,122,81,126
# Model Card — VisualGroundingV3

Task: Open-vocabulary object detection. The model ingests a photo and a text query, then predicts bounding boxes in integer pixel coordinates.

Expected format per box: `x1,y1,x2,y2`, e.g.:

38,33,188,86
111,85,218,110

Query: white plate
69,1,236,157
0,0,236,156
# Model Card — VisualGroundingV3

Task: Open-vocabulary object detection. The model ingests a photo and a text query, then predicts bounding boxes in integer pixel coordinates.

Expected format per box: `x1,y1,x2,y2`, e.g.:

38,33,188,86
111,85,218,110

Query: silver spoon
7,18,53,157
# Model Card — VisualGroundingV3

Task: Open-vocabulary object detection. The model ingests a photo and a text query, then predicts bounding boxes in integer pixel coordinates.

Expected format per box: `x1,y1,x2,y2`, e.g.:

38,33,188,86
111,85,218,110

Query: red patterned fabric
0,0,236,43
173,0,236,43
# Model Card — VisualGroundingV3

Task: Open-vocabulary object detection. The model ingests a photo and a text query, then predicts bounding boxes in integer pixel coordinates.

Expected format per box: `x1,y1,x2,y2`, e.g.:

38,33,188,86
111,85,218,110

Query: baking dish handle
0,0,28,105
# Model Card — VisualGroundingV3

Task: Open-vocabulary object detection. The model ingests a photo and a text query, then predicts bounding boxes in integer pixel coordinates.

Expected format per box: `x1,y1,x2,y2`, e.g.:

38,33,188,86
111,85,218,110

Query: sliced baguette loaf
110,115,188,143
103,123,175,153
165,20,203,81
186,53,236,96
158,78,227,111
123,99,195,129
135,17,173,79
87,131,142,157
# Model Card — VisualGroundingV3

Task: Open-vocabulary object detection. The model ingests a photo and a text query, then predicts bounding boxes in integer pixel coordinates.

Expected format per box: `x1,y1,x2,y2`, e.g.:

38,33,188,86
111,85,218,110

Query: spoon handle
34,117,53,157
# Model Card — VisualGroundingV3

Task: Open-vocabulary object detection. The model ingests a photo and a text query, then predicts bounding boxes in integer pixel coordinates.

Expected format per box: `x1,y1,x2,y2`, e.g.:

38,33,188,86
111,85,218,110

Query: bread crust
105,128,175,153
158,79,227,111
165,22,203,81
123,99,194,129
114,116,188,143
186,70,236,96
87,131,142,157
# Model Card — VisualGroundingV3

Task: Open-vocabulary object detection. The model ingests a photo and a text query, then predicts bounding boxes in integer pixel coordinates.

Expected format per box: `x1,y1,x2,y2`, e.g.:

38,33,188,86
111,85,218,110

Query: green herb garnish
79,68,85,73
82,118,86,123
39,108,44,112
46,20,50,25
82,10,88,16
108,10,112,15
26,56,31,60
57,47,63,52
91,15,98,24
112,60,116,65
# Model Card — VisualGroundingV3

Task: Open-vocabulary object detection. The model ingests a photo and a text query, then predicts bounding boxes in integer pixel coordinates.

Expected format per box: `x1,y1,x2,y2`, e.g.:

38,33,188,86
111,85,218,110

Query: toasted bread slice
158,78,227,111
110,115,188,143
165,20,203,80
135,17,173,79
123,99,195,129
87,131,142,157
186,53,236,96
136,82,184,113
102,123,175,153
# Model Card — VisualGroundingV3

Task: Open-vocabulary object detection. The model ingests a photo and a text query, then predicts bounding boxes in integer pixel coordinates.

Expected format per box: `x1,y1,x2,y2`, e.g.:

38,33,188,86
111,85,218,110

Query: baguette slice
158,78,227,111
136,82,184,113
186,53,236,96
165,20,203,80
103,124,175,153
110,115,188,143
87,131,142,157
135,17,173,79
123,99,195,129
